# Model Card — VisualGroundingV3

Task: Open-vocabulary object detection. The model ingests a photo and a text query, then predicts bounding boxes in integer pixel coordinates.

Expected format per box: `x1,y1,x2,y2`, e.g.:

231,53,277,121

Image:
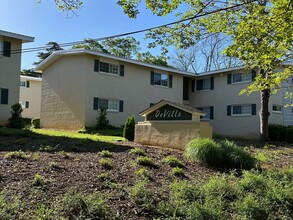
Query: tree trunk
259,89,270,142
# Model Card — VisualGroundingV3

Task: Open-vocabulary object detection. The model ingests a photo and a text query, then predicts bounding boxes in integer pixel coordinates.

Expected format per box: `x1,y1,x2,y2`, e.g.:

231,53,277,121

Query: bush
60,191,109,219
130,147,146,156
99,158,113,170
100,150,113,158
4,151,30,160
31,118,40,129
185,138,223,167
162,155,184,167
136,156,159,168
6,103,24,129
96,107,109,130
123,115,135,141
171,167,185,177
32,174,46,186
268,124,293,143
185,138,256,169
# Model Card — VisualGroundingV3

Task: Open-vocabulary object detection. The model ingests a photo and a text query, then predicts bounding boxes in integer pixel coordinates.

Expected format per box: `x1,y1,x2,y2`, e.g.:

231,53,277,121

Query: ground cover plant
0,128,292,219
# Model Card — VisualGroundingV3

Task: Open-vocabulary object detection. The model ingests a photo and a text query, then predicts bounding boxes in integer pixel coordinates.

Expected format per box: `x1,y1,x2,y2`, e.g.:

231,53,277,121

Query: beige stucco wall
40,55,86,129
0,37,22,125
19,76,42,118
135,121,212,150
84,55,184,127
189,70,286,138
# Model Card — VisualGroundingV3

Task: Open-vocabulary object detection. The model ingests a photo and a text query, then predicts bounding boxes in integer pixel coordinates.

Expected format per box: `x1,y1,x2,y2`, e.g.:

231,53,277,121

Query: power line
4,0,257,55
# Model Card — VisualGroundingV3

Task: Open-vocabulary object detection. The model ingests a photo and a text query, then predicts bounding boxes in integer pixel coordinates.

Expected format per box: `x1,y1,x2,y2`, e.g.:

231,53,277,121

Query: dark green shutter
25,101,29,108
169,75,173,88
93,97,99,110
252,104,256,115
94,60,100,72
252,70,256,81
0,89,8,104
150,103,155,107
196,80,203,90
210,77,214,90
3,41,11,57
26,81,30,88
150,71,154,85
210,106,214,120
227,74,232,84
119,100,124,112
227,105,231,116
119,65,124,77
191,80,195,92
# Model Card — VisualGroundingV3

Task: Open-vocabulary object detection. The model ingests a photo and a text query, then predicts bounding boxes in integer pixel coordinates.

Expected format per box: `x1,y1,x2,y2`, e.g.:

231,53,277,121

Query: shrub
96,107,109,130
136,156,159,168
99,158,113,170
135,168,150,180
100,150,113,158
6,103,24,129
268,124,293,143
171,167,184,177
4,151,30,160
0,194,18,220
220,140,256,170
130,147,146,156
162,155,184,167
123,115,135,141
31,118,40,129
185,138,223,167
32,174,46,186
60,191,109,219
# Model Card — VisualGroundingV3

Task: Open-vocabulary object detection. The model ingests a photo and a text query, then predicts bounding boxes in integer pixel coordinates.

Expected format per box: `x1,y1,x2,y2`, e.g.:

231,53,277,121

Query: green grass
100,150,113,158
162,155,184,167
255,152,270,162
129,147,146,156
171,167,185,177
31,129,125,143
136,156,159,168
4,151,30,160
99,158,113,170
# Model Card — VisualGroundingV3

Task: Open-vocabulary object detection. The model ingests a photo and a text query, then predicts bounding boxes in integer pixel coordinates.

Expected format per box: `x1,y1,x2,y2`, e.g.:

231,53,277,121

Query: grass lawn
0,127,292,219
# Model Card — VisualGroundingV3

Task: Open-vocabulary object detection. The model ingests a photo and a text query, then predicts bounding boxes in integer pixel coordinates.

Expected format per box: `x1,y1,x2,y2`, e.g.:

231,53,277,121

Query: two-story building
35,49,195,130
19,75,42,118
0,30,34,125
35,48,292,138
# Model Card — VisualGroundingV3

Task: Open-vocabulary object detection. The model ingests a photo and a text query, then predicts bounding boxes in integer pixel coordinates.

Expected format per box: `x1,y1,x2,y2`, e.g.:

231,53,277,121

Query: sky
0,0,178,70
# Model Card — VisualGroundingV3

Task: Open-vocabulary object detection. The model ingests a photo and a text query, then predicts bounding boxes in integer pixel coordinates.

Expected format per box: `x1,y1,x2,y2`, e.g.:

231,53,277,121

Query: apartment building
35,49,195,130
0,30,34,125
19,75,42,118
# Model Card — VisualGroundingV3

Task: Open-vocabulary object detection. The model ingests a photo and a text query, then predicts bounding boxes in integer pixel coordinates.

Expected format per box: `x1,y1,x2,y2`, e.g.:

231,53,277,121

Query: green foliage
60,190,109,219
39,145,56,152
99,158,113,170
123,115,135,141
96,107,109,130
100,150,113,158
31,118,40,129
162,155,184,167
269,124,293,143
130,180,155,212
0,194,18,220
185,138,222,166
171,167,184,177
129,147,146,156
136,156,159,168
32,174,46,186
33,204,55,220
33,42,63,65
185,138,256,169
4,151,30,160
134,168,150,180
137,51,170,67
6,103,24,129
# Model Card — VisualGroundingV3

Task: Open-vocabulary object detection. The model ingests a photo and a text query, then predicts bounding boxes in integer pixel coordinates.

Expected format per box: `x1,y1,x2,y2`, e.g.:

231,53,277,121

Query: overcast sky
0,0,176,70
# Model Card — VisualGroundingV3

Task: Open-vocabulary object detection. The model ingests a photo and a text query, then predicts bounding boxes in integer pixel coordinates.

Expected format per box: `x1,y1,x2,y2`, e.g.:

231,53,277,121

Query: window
94,60,124,76
232,72,252,83
150,71,172,88
272,105,282,113
196,77,214,91
20,101,29,109
3,41,11,57
93,97,123,112
227,104,256,116
0,88,9,105
197,106,214,120
20,81,26,87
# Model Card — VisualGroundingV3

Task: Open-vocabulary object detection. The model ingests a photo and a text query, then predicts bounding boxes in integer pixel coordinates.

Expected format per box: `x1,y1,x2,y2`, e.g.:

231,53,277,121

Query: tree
33,42,63,65
73,37,140,59
137,51,169,67
21,68,42,78
117,0,293,141
7,103,24,129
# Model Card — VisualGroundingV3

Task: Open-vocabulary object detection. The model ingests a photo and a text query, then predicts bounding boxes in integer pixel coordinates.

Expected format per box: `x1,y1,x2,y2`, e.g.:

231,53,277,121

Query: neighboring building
19,75,42,118
35,48,292,138
35,49,195,130
0,30,34,125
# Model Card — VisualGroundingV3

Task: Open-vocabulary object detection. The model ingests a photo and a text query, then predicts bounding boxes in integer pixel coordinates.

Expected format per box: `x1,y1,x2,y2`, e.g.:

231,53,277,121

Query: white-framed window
232,72,252,83
20,81,26,87
232,104,252,116
20,101,29,109
96,98,119,112
198,106,213,120
153,72,169,87
272,105,282,113
99,61,119,75
196,78,212,90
